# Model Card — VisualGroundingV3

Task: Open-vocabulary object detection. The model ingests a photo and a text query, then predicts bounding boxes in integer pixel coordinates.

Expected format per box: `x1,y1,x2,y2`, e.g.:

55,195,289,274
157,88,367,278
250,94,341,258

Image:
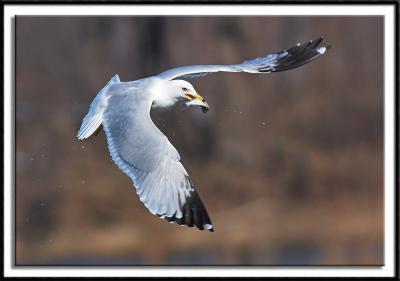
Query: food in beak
201,105,209,113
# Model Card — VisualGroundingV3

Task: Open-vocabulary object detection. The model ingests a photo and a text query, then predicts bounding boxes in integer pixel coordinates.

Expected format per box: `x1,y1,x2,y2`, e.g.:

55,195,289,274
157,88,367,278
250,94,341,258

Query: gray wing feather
102,81,213,231
157,37,330,80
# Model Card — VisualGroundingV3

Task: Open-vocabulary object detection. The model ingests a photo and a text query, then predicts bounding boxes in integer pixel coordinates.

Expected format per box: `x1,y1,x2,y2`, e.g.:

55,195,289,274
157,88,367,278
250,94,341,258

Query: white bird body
77,37,330,231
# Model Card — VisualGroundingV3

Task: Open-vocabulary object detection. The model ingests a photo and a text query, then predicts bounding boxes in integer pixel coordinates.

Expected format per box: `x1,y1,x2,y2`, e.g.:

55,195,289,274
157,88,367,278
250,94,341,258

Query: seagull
77,37,330,232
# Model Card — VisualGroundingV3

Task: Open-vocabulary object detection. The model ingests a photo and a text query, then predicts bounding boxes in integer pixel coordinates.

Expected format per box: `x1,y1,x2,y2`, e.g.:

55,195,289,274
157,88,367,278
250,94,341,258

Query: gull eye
182,87,188,91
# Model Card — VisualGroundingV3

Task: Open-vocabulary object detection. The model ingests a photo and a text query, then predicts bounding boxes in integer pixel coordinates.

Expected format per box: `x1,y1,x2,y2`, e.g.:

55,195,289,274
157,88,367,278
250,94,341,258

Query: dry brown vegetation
16,16,383,265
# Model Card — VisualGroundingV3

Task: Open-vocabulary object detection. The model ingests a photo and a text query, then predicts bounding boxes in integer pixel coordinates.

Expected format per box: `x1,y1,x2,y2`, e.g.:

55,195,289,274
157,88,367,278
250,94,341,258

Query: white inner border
3,4,396,278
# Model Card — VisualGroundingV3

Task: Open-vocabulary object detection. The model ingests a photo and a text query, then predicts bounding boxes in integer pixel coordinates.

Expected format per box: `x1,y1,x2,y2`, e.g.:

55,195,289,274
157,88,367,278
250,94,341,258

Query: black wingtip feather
268,37,329,73
157,177,214,232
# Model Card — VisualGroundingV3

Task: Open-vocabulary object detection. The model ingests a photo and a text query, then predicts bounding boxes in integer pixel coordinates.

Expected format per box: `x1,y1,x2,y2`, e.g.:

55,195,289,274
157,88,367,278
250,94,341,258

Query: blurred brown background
16,16,383,265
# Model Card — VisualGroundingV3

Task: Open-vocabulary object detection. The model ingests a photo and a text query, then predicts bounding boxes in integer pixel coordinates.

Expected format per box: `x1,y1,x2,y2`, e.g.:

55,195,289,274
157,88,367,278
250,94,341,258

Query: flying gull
77,37,330,232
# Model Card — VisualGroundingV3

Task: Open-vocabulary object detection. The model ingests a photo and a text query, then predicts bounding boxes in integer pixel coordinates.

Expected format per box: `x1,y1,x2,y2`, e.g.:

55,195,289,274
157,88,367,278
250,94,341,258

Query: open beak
184,92,209,113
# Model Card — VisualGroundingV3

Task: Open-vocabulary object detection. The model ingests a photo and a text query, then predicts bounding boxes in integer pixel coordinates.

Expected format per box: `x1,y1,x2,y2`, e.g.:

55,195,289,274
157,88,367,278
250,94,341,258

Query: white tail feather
77,74,120,140
77,113,102,140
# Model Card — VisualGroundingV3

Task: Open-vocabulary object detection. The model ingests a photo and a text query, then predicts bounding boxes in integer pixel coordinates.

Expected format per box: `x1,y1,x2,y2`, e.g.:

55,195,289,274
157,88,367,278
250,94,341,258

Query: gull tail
77,113,103,140
77,74,120,140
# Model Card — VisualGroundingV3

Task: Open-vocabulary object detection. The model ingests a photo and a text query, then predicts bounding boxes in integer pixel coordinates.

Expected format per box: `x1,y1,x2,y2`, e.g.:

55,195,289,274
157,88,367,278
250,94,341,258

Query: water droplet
82,180,86,184
261,122,267,126
81,145,85,149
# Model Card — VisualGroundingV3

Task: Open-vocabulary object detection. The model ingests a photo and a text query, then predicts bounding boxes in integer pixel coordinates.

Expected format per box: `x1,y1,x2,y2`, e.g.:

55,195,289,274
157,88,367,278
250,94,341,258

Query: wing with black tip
157,37,330,80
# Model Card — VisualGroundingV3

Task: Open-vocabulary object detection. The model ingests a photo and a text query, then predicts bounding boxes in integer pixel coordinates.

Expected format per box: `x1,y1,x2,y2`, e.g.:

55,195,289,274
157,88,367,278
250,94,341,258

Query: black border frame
4,0,399,279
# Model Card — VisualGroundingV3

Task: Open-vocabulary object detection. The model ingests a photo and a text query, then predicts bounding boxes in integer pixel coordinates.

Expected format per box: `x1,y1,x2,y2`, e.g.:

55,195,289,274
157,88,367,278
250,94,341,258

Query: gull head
152,79,209,113
171,80,209,113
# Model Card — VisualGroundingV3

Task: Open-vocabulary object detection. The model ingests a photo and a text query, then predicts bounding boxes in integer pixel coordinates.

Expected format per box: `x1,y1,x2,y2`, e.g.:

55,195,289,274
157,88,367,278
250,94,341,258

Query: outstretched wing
102,80,213,231
157,37,330,80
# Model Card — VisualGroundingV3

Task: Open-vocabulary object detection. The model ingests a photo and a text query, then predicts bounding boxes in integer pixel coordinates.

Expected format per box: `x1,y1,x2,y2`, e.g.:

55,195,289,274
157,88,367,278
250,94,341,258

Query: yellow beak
184,92,210,113
185,92,205,102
